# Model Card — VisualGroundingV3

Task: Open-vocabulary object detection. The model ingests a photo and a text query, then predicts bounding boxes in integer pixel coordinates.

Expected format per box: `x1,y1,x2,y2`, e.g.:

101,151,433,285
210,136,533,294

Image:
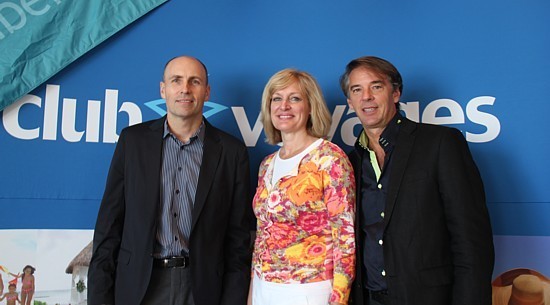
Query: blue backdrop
1,0,549,284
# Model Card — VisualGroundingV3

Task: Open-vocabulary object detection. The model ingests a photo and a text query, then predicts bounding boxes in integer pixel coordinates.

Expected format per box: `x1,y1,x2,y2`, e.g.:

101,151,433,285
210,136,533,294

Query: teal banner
0,0,168,111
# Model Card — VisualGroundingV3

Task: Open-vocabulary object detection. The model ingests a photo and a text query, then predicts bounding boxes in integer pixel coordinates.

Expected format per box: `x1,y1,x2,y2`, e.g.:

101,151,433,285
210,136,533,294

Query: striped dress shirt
154,120,204,258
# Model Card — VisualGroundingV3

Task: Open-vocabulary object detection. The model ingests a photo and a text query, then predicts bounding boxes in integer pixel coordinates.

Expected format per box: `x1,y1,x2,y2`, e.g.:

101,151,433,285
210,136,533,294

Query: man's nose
363,88,374,101
180,82,190,94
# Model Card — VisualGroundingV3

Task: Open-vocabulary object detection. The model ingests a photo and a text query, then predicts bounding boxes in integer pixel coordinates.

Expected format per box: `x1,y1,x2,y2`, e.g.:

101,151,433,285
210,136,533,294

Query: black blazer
349,117,494,305
88,117,252,305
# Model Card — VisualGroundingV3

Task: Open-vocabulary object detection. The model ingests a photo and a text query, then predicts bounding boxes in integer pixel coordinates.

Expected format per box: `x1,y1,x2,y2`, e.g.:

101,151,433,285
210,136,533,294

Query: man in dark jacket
340,56,494,305
88,56,252,305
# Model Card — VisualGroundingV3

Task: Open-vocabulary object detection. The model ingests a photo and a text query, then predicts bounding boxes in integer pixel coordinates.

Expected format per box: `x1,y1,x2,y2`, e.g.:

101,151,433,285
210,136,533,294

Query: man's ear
205,84,211,101
392,89,401,104
160,81,166,99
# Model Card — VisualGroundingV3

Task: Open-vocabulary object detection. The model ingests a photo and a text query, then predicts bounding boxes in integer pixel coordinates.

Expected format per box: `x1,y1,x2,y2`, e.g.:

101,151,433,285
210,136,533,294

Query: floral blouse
252,139,356,304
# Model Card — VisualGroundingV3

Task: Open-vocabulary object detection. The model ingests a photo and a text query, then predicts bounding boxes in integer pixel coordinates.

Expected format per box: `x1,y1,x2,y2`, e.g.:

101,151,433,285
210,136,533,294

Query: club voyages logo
1,84,501,146
1,85,230,144
144,98,228,119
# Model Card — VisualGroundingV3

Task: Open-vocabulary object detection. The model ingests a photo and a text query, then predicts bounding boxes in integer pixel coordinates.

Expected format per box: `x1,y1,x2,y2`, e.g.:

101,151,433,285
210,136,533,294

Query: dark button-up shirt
356,113,402,291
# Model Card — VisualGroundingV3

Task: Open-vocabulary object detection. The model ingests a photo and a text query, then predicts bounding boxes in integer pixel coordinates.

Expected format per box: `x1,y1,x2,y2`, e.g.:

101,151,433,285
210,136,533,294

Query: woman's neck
279,132,318,159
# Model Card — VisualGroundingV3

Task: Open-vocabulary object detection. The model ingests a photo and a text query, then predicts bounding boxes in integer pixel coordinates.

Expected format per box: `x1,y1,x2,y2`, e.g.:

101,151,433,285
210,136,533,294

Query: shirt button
377,184,382,189
174,213,177,217
378,239,383,245
380,212,385,218
175,189,180,194
382,270,386,276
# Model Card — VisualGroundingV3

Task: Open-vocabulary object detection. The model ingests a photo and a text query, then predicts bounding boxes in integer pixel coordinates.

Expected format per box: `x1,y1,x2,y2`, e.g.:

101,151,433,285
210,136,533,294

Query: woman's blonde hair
260,68,331,145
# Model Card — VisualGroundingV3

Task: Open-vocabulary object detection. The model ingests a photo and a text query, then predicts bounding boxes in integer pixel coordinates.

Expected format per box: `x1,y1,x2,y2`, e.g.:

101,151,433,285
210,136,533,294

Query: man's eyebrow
165,74,205,82
350,80,385,90
189,75,204,81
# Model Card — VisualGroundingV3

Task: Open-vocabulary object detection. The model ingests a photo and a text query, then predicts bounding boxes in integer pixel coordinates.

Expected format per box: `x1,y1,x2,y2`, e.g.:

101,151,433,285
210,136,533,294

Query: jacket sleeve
87,130,127,305
220,143,253,305
438,128,494,305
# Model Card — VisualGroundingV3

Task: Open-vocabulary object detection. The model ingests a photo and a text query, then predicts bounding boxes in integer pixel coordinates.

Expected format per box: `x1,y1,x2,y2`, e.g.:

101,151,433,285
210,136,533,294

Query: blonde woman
250,69,356,305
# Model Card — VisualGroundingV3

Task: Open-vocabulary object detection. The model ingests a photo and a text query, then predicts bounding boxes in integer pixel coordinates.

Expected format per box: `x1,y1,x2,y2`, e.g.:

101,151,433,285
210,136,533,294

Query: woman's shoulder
260,151,277,164
317,139,348,157
257,151,277,172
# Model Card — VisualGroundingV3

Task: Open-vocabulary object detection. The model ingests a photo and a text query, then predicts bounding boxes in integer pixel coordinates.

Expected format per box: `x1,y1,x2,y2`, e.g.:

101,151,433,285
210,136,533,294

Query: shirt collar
163,119,206,145
356,113,403,152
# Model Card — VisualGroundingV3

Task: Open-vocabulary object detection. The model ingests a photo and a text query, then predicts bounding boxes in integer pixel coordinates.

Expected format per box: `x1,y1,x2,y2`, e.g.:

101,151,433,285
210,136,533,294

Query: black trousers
142,267,194,305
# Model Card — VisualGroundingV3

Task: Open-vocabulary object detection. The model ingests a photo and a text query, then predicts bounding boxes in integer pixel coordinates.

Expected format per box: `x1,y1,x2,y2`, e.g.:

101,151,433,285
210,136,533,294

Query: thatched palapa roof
65,241,92,274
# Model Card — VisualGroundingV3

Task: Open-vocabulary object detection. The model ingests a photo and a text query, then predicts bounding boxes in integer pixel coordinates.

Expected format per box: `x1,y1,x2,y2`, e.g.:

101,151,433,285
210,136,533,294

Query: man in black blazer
340,56,494,305
88,56,252,305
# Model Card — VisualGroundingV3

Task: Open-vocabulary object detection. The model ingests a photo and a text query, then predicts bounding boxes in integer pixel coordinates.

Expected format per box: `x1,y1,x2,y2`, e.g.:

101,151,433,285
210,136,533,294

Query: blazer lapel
384,118,416,231
142,117,165,222
191,120,221,231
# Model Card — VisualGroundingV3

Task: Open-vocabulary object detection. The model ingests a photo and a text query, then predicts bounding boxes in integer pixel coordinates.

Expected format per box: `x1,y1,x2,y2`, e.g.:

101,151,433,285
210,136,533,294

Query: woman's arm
324,145,356,305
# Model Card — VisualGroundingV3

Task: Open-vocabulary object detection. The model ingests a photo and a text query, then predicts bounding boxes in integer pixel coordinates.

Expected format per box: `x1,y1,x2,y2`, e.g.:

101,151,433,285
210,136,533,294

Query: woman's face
270,82,311,136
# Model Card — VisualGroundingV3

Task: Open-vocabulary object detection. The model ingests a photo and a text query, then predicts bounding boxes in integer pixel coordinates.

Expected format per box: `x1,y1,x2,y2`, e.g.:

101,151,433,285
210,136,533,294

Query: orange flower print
325,187,347,216
330,273,349,302
298,161,319,173
280,164,323,206
297,211,328,234
285,235,326,265
266,222,298,249
341,256,355,276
